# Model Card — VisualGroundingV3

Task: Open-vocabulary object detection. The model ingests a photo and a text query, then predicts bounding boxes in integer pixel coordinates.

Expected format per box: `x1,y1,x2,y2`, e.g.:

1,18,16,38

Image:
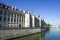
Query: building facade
0,3,45,28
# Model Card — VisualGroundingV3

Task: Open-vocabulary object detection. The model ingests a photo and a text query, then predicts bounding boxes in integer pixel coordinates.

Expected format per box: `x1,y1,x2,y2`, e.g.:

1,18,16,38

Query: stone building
0,3,45,28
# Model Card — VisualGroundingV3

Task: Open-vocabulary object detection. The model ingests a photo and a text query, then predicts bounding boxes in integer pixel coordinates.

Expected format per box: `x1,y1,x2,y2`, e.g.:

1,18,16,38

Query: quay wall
0,28,41,40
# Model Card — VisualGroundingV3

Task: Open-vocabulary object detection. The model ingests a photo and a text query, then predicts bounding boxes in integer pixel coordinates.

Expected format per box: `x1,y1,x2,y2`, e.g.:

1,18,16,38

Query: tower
25,9,30,27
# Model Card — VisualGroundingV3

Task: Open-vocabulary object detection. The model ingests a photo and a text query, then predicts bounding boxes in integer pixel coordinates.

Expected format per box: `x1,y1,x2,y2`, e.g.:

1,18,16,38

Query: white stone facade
31,14,35,28
25,12,30,27
0,3,44,28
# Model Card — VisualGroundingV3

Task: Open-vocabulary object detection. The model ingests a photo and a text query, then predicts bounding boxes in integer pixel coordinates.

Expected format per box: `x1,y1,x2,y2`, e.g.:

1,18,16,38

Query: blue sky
0,0,60,25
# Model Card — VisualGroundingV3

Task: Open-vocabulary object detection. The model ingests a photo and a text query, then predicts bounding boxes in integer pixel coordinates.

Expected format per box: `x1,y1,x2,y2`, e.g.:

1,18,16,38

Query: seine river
9,27,60,40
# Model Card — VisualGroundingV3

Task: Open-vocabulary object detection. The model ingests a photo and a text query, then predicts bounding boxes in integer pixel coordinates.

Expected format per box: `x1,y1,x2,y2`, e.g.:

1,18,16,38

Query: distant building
0,3,45,28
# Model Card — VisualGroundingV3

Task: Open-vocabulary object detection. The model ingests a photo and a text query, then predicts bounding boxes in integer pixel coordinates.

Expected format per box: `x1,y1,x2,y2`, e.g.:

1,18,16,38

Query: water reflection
44,27,60,40
39,27,60,40
39,30,49,40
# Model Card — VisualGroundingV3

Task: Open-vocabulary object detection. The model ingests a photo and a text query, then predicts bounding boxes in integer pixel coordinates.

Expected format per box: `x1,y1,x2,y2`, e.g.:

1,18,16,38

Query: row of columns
8,13,25,28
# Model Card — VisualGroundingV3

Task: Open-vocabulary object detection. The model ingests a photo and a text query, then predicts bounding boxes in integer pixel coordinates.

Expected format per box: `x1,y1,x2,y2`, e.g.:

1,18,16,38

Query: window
17,15,18,22
11,13,13,17
0,16,2,21
0,10,2,15
15,14,16,17
8,17,10,21
8,25,9,27
19,16,21,22
11,18,13,22
14,14,16,22
4,17,6,21
8,13,10,16
0,5,3,9
14,18,16,22
0,24,1,27
17,19,18,22
4,11,7,15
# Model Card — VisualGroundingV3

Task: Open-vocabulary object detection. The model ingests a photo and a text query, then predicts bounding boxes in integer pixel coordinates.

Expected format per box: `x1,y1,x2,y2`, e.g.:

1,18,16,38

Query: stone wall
0,28,41,40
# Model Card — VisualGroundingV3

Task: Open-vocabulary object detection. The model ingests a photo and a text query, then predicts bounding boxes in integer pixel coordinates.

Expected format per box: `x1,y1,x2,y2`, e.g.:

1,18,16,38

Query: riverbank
8,32,41,40
0,28,49,40
7,28,49,40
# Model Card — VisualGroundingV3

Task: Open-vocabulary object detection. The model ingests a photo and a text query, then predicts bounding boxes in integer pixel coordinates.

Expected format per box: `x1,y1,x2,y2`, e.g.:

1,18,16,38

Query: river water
9,27,60,40
44,27,60,40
